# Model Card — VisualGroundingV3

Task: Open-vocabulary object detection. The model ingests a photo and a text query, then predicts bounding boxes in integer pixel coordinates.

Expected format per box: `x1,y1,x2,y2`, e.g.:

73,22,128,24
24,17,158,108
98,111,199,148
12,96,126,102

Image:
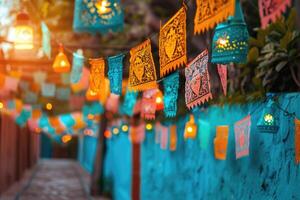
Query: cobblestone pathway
1,159,92,200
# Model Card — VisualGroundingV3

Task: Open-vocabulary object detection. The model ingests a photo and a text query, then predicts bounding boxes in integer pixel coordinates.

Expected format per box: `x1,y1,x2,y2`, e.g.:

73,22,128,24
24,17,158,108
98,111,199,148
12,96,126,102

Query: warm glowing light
121,125,129,132
84,129,94,136
96,0,112,15
104,130,112,138
87,114,95,120
46,103,52,110
0,102,4,109
156,96,162,104
217,38,228,46
146,123,153,131
62,134,72,143
187,126,193,133
264,114,274,125
53,44,71,73
112,127,119,135
35,128,41,134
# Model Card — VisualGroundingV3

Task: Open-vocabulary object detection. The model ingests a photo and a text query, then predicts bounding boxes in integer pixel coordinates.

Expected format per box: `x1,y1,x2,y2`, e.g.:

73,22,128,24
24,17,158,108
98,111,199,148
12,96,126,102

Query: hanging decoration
184,115,197,139
108,53,125,95
33,71,47,85
141,89,157,120
198,120,210,150
86,89,99,101
41,22,51,58
163,71,179,118
155,90,164,111
70,95,85,110
194,0,235,34
120,90,138,117
73,0,124,34
16,107,31,127
211,0,249,64
41,83,56,97
88,58,105,95
53,44,71,73
105,94,120,114
61,73,70,85
159,7,187,76
128,39,157,91
234,115,251,159
24,91,38,104
56,87,71,101
214,126,229,160
4,76,19,92
217,64,227,96
71,67,89,93
129,123,145,144
70,50,84,84
259,0,292,28
169,125,177,151
99,78,110,105
185,49,212,109
257,98,279,133
295,118,300,164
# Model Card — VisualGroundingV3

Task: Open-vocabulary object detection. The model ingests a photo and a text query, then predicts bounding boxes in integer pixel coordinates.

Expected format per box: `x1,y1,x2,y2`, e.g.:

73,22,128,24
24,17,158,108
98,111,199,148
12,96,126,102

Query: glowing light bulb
46,103,52,110
187,126,193,133
146,123,153,131
62,134,72,143
104,130,112,138
112,128,119,135
122,125,129,132
156,96,162,104
0,102,4,109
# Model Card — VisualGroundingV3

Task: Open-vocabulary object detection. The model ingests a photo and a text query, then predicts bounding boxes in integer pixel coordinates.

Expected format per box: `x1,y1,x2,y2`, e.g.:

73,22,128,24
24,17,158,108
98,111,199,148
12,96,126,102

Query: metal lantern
12,11,34,50
53,44,71,73
211,0,249,64
257,98,279,134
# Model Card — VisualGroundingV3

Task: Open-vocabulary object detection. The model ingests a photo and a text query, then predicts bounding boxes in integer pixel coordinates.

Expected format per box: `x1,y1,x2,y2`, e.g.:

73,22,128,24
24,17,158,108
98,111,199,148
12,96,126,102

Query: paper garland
33,71,47,85
4,76,19,92
194,0,235,34
56,87,71,101
108,53,125,95
214,126,229,160
105,94,120,114
295,118,300,164
163,71,179,118
159,7,187,76
234,115,251,159
71,52,85,84
41,83,56,97
89,58,105,94
120,89,138,117
128,39,157,91
185,49,212,109
217,64,227,96
141,89,157,120
259,0,292,28
41,22,51,58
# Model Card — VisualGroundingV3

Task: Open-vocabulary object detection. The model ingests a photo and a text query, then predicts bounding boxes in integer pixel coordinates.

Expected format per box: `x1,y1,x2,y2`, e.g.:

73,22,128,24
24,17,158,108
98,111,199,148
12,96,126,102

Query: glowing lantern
184,115,197,139
155,90,164,111
121,124,129,132
257,98,279,133
211,0,249,64
11,11,34,50
146,123,153,131
45,103,52,111
62,134,72,143
214,126,229,160
53,44,71,73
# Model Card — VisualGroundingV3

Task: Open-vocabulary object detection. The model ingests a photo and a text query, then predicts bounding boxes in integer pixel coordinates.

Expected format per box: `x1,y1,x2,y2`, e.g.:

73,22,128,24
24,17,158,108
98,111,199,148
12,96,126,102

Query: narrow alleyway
1,159,93,200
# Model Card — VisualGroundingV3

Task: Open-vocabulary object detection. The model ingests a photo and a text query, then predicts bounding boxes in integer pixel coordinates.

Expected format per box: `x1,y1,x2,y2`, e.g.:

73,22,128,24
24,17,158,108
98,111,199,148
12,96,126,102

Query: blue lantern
211,0,249,64
257,98,279,134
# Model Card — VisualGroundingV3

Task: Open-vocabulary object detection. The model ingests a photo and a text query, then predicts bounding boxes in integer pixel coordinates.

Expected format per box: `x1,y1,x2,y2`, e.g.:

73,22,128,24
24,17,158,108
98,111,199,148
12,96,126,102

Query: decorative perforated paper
185,49,212,109
71,52,84,84
214,126,229,160
194,0,235,34
33,71,46,84
217,64,227,96
295,118,300,164
234,115,251,159
163,71,179,118
41,22,51,58
159,7,187,77
259,0,292,28
108,54,125,95
128,39,157,91
4,76,19,92
89,58,105,94
105,94,120,114
120,89,138,117
141,89,157,120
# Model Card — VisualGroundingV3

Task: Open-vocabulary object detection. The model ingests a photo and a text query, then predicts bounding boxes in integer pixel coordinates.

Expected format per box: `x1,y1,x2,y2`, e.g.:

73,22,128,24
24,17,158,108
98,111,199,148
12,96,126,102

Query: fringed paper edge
128,81,157,92
130,39,151,57
194,1,235,35
160,55,187,77
187,93,213,110
260,0,292,28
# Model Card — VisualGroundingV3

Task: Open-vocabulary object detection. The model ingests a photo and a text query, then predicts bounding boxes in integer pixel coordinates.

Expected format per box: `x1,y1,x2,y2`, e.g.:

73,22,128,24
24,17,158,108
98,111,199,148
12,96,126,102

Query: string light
121,124,129,132
0,102,4,109
52,44,71,73
112,127,119,135
104,130,112,138
62,134,72,143
146,123,153,131
45,103,52,111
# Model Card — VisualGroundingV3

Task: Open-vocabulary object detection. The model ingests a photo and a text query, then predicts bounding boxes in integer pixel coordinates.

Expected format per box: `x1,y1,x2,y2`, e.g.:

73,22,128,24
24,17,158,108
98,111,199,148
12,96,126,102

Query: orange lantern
184,115,197,139
53,44,71,73
155,89,164,111
62,134,72,143
214,126,229,160
32,109,42,119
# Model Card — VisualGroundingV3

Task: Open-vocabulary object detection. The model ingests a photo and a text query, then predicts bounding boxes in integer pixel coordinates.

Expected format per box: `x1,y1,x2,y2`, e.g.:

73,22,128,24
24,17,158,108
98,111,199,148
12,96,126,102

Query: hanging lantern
155,90,164,111
62,134,72,144
184,115,197,139
53,44,71,73
11,11,34,50
257,98,279,134
211,0,249,64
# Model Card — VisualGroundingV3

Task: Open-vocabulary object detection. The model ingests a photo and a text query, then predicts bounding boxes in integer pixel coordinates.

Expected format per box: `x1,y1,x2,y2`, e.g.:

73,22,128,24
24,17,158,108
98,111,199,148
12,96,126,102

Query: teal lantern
211,0,249,64
257,98,279,134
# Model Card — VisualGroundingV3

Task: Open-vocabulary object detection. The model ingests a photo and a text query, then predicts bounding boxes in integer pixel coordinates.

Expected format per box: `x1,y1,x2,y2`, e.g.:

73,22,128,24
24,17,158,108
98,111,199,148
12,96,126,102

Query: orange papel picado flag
88,58,105,96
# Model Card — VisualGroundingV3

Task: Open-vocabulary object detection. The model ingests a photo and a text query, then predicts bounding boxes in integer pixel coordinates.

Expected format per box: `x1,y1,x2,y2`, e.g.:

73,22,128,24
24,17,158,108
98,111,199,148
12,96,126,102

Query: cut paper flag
141,89,157,120
234,115,251,159
73,0,124,34
61,73,70,85
71,67,89,93
24,91,38,104
120,89,138,117
198,120,211,150
295,118,300,164
169,125,177,151
4,76,19,92
33,71,47,85
71,50,84,84
41,22,51,58
259,0,292,28
217,64,227,96
163,71,179,118
89,58,105,94
214,126,229,160
99,78,110,105
41,83,56,97
194,0,235,34
129,123,145,144
128,39,157,91
185,49,212,109
105,94,120,114
159,7,187,76
108,53,125,95
56,87,71,101
16,107,32,127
